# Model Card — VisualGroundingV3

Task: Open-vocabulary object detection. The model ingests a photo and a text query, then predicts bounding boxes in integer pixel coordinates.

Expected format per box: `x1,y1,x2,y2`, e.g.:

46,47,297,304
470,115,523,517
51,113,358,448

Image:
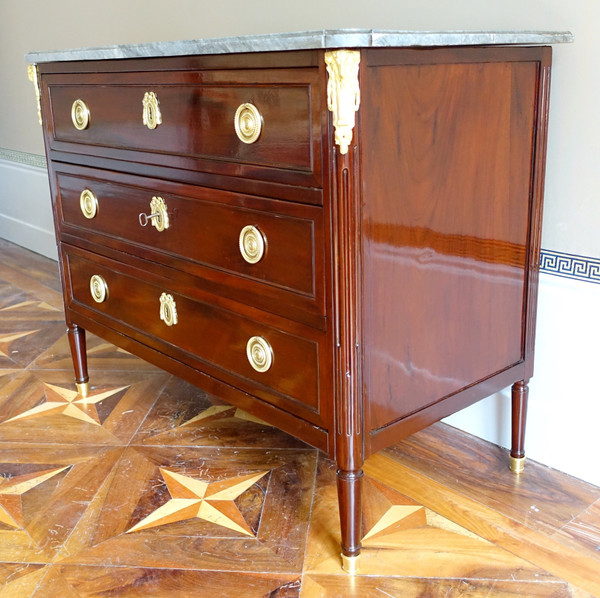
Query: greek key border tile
0,147,46,169
540,249,600,285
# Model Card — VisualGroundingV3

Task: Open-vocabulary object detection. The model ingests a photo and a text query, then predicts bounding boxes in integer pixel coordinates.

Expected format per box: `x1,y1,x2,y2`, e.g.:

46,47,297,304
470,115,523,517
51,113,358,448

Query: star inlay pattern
362,505,425,541
3,383,129,426
127,468,270,536
0,465,70,528
182,405,272,428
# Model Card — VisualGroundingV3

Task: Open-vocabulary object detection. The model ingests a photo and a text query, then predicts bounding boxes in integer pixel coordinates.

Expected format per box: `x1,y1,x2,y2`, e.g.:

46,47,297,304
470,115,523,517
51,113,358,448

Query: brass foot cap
76,381,90,398
510,455,525,474
341,553,360,575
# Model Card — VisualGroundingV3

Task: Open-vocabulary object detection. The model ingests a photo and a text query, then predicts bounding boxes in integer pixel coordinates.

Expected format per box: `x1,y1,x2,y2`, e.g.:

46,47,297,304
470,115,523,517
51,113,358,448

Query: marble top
26,29,573,64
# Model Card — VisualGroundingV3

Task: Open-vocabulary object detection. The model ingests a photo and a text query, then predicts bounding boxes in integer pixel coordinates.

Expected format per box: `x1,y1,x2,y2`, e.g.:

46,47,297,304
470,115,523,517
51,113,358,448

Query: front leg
510,379,529,474
67,324,89,397
337,466,364,574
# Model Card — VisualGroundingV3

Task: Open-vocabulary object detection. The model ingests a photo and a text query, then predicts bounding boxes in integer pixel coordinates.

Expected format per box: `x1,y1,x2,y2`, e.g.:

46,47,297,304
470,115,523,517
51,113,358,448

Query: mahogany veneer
32,43,552,569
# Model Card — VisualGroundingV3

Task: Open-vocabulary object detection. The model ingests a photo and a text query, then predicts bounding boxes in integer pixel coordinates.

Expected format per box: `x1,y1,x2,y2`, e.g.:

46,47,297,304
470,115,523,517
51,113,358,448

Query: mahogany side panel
359,47,544,437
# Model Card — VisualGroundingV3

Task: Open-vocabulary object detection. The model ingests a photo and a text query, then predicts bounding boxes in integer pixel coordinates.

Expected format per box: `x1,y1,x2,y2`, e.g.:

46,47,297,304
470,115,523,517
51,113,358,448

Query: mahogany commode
27,29,571,572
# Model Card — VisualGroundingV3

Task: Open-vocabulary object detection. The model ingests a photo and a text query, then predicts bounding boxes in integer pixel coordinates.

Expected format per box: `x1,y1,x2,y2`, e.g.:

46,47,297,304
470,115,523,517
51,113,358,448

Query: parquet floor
0,237,598,597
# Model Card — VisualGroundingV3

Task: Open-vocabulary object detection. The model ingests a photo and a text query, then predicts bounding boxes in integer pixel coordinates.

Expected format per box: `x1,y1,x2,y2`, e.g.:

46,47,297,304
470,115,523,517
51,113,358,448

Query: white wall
0,157,56,259
1,0,599,486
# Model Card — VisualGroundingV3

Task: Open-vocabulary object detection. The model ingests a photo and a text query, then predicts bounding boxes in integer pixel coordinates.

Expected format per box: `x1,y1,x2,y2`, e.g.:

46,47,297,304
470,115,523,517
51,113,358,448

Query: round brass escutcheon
80,188,98,219
71,99,90,130
159,292,178,327
234,103,262,144
89,274,108,303
239,225,265,264
142,91,162,130
246,336,273,373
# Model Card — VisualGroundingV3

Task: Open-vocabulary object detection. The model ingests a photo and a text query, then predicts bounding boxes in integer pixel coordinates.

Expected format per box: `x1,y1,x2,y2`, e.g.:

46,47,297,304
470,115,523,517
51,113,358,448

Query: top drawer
44,68,323,189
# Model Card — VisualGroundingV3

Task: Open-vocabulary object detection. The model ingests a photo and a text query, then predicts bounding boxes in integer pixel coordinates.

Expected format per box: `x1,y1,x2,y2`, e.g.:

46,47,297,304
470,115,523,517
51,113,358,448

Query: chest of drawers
27,30,568,572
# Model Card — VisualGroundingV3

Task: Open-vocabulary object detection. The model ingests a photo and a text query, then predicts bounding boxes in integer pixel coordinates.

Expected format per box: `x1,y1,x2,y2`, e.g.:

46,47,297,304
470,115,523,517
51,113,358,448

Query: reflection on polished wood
0,238,598,596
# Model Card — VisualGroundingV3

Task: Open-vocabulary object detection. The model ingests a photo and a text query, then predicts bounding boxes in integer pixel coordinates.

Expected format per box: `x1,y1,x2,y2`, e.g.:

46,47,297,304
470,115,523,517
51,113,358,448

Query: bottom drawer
64,246,325,426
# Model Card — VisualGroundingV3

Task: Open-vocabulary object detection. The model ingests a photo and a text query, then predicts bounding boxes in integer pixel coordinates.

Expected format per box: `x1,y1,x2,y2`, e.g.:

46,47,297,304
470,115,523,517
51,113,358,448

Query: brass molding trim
27,64,42,126
325,49,361,155
142,91,162,130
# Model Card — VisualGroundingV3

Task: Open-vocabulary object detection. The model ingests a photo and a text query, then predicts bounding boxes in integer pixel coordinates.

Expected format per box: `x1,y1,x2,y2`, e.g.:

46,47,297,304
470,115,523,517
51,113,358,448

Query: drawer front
45,69,322,186
65,247,324,424
56,168,323,307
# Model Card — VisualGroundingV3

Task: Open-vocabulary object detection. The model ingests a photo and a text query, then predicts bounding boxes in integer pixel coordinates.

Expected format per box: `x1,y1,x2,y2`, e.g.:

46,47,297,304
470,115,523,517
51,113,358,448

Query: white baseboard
0,157,57,260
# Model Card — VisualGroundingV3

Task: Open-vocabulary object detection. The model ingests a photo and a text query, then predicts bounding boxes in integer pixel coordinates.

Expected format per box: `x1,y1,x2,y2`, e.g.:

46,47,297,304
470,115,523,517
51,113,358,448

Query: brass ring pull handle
90,274,108,303
139,196,169,231
159,293,178,327
239,225,265,264
80,189,98,219
234,103,262,144
71,99,90,130
142,91,162,130
246,336,273,373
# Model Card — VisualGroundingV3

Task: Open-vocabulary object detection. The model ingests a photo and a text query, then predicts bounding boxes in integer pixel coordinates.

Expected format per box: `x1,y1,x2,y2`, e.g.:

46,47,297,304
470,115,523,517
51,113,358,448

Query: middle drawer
55,165,325,325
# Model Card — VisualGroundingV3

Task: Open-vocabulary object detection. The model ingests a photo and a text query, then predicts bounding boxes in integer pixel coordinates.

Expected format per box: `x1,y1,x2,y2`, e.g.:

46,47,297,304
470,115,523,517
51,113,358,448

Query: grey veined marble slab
26,28,573,63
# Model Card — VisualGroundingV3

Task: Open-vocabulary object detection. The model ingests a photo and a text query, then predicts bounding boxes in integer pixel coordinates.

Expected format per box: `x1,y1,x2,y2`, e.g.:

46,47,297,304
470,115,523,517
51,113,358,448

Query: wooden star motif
182,405,272,428
361,478,427,543
0,330,39,358
0,465,70,528
3,383,129,426
126,468,269,536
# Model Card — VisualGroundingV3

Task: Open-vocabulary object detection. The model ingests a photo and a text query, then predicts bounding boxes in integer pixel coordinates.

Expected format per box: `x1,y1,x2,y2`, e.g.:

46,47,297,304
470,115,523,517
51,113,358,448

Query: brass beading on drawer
142,91,162,130
80,189,98,219
159,292,178,327
239,225,265,264
234,103,262,144
246,336,273,372
71,99,90,130
89,274,108,303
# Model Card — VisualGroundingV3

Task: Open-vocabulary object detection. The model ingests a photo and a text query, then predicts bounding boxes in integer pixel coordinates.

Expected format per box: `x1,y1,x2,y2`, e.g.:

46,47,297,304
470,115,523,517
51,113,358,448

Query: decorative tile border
540,249,600,284
0,147,46,169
